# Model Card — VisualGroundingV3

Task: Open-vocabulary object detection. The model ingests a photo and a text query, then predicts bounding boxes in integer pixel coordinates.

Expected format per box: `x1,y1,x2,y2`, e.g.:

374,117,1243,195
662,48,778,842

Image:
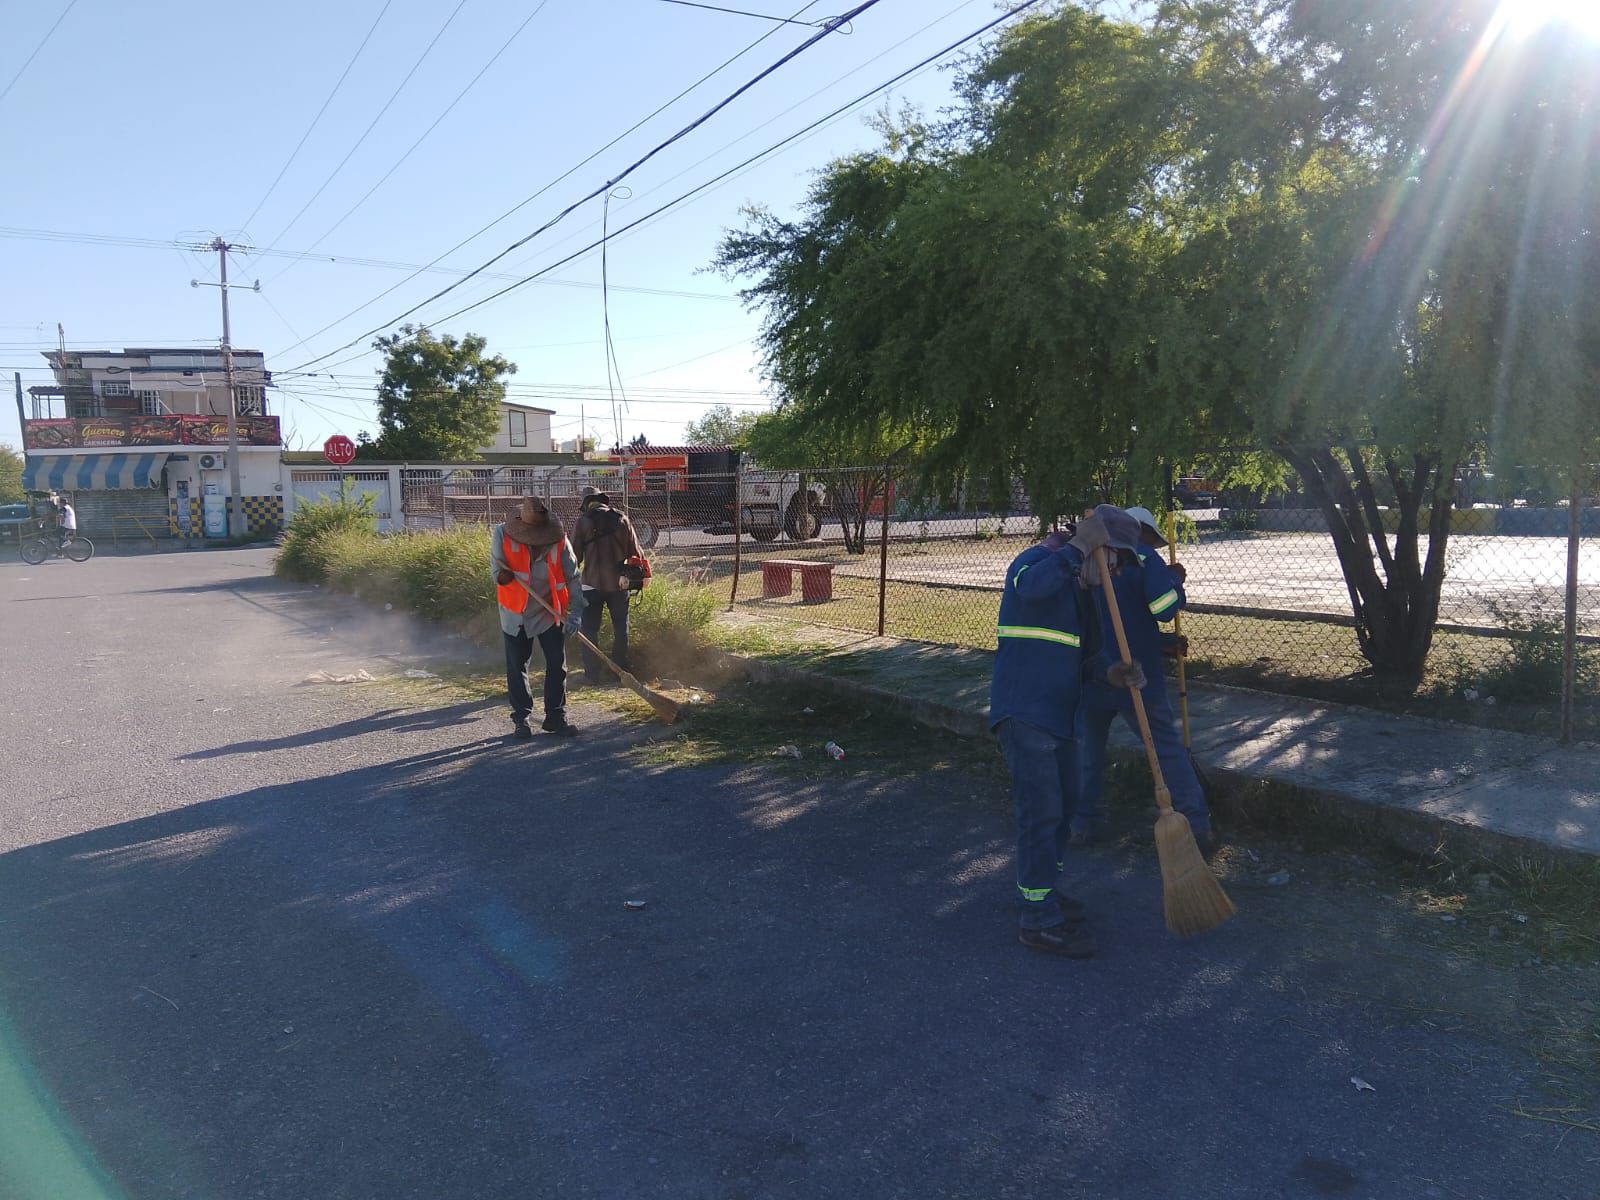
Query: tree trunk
1274,443,1458,684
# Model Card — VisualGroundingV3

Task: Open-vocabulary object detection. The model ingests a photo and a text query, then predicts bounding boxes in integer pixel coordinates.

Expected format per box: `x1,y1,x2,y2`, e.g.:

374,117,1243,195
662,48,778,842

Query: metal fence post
1561,477,1582,743
877,467,890,637
729,460,744,610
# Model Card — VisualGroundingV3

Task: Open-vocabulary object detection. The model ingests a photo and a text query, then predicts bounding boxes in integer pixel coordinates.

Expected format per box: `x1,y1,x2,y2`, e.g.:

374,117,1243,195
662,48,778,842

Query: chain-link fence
396,460,1599,740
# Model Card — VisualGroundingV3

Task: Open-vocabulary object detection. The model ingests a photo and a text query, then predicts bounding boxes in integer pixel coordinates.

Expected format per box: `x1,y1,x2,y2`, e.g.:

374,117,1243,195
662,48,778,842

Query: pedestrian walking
491,495,585,739
572,486,649,686
1074,505,1214,851
989,505,1144,957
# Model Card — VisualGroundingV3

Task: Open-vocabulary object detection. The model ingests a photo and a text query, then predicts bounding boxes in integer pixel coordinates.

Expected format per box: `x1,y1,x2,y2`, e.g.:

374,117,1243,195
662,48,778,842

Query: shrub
629,576,719,643
275,491,376,581
1444,595,1600,704
1220,508,1259,532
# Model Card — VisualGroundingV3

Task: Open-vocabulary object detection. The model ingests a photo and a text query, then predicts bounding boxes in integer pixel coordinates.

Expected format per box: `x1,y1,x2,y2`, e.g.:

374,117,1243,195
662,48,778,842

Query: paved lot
2,549,1596,1198
796,531,1600,631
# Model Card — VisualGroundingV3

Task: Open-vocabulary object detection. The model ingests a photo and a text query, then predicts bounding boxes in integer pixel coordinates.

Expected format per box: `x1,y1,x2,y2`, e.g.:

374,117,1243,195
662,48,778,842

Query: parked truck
549,445,830,548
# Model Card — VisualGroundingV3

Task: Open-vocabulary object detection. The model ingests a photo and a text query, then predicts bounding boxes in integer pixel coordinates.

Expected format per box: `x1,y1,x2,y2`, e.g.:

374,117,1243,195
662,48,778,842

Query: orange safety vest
497,534,570,620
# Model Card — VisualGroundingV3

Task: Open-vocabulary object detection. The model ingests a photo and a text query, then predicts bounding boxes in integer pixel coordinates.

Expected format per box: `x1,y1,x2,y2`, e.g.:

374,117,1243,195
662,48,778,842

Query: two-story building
22,347,283,538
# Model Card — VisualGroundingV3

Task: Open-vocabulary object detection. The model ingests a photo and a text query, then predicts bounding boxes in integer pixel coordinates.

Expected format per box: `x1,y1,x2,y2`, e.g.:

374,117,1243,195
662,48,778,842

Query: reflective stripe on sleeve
996,625,1081,648
1148,589,1179,616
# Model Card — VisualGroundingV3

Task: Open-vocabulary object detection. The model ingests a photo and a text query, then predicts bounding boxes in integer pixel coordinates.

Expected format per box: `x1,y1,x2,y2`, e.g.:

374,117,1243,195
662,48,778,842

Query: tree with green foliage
362,325,516,461
0,444,24,503
718,0,1600,680
684,404,761,447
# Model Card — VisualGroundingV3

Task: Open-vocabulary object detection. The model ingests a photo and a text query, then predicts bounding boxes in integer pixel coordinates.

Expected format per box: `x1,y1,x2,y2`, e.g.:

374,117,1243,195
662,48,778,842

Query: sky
0,0,1057,455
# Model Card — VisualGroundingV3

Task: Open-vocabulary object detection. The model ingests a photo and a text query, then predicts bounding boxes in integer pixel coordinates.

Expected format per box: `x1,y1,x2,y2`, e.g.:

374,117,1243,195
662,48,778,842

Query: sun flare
1500,0,1600,39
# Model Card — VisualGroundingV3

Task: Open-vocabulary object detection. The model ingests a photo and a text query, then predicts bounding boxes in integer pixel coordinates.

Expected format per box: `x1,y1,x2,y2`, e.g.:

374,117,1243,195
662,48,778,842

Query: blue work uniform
1076,549,1209,835
989,543,1093,930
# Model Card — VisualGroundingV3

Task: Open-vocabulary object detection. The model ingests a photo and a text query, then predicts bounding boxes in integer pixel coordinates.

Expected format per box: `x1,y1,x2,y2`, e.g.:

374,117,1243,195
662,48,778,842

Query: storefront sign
20,414,281,448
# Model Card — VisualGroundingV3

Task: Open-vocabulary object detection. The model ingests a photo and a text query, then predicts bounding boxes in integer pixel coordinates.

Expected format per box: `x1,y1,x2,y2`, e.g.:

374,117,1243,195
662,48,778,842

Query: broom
1091,545,1234,936
524,589,680,725
1165,513,1216,804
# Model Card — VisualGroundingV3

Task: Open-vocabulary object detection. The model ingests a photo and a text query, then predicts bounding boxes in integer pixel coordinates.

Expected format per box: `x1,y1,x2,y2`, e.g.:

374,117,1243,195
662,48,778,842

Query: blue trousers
997,717,1079,930
1076,681,1209,835
505,626,567,724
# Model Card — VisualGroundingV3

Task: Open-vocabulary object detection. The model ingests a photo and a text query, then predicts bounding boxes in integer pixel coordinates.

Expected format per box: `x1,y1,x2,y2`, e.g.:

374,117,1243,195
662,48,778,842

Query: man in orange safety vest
491,495,585,739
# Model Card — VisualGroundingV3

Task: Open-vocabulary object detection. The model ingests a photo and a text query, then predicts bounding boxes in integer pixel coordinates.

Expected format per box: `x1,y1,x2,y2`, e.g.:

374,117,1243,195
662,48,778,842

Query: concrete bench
761,558,834,603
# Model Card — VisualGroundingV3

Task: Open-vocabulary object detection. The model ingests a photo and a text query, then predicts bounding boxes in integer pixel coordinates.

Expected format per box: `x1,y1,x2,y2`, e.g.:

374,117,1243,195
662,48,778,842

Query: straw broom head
1154,797,1235,936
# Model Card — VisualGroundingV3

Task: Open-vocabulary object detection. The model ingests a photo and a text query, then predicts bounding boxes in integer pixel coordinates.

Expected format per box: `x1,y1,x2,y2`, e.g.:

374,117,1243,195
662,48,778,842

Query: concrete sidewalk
716,614,1600,868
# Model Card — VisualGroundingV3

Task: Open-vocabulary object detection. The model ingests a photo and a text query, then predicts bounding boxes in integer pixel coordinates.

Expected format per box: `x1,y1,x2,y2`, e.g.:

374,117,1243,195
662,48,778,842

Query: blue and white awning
23,453,169,492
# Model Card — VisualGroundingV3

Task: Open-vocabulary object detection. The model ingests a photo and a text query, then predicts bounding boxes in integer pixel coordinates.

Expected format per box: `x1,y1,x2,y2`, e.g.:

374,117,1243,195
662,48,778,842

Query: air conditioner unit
197,453,227,472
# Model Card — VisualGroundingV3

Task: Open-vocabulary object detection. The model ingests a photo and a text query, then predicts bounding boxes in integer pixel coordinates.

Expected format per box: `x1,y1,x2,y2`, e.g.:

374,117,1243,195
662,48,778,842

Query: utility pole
192,239,258,537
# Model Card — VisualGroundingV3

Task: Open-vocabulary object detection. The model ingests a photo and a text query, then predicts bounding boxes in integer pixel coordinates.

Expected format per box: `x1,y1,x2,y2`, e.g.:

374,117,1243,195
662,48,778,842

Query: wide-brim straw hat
502,495,565,547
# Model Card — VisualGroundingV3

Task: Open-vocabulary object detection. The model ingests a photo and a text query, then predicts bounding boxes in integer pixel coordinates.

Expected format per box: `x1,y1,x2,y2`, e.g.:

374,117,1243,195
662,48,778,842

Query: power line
239,0,394,236
0,225,739,301
262,0,471,250
379,0,1046,339
281,0,883,372
653,0,844,28
503,0,981,271
0,0,80,108
264,0,555,285
264,0,828,362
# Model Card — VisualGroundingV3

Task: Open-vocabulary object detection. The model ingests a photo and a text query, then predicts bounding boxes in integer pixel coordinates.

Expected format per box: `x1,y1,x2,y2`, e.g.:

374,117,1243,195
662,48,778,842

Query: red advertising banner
22,415,281,449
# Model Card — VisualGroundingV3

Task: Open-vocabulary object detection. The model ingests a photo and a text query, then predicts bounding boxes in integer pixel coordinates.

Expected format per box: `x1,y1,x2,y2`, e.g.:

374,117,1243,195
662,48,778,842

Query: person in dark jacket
989,505,1144,957
572,487,647,685
1074,505,1212,849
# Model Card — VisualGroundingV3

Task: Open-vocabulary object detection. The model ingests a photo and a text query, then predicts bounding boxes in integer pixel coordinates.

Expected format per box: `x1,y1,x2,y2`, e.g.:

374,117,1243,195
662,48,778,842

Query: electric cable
263,0,826,360
0,0,80,108
239,0,394,235
279,0,882,372
356,0,1045,345
264,0,554,284
262,0,471,250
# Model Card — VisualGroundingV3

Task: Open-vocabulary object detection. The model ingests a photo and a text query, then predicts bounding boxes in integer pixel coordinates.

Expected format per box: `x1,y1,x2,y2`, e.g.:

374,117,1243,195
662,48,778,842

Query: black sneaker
1020,923,1096,958
511,720,534,741
541,716,579,737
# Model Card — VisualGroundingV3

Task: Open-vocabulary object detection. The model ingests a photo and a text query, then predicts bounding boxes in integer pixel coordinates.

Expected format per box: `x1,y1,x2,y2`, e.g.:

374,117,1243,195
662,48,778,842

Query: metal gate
290,469,395,531
73,487,171,539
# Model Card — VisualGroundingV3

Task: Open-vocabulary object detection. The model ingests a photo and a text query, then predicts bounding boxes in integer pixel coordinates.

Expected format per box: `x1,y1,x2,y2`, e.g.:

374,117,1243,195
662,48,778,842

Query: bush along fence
316,460,1598,743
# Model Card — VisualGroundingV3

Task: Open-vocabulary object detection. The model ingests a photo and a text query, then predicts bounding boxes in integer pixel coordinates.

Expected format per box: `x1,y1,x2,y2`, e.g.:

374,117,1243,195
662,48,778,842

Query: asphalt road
1,548,1596,1199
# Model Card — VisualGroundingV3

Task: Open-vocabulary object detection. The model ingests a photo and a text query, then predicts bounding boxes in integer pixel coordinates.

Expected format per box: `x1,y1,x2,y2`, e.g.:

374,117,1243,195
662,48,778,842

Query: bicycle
21,532,94,564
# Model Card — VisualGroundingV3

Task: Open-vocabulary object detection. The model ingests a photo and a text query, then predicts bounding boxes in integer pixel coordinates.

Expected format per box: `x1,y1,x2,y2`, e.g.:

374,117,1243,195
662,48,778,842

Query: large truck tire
784,494,822,541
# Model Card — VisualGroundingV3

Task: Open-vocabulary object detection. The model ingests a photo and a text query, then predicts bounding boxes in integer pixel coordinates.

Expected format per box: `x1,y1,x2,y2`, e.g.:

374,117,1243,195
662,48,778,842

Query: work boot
541,715,579,737
1057,894,1087,923
511,719,534,741
1019,922,1096,958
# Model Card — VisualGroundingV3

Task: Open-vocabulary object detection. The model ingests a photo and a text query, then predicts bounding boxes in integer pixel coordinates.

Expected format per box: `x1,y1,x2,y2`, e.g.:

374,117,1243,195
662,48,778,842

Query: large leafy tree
0,444,24,503
363,325,516,461
684,403,760,447
718,0,1600,680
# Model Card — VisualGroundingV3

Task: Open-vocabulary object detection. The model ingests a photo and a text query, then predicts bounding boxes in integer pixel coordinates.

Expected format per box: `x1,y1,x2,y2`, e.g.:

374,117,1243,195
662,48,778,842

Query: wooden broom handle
1091,545,1174,812
1166,513,1192,749
524,588,616,676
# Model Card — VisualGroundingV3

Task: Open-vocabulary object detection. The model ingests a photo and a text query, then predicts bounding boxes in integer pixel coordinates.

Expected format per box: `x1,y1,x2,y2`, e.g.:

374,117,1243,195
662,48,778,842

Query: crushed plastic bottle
824,741,846,761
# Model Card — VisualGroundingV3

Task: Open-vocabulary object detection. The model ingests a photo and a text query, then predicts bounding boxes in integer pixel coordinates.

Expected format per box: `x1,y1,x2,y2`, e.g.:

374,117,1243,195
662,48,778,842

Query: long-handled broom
524,590,680,725
1165,513,1216,804
1091,545,1234,936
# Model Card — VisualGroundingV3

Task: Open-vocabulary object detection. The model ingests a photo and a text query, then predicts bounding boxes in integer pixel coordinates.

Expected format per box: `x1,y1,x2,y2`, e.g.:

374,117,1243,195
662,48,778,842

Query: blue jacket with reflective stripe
988,544,1090,737
1090,549,1185,682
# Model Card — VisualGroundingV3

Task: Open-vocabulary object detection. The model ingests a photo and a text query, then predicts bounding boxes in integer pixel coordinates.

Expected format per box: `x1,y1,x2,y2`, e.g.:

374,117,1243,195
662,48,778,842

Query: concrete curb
720,651,1599,872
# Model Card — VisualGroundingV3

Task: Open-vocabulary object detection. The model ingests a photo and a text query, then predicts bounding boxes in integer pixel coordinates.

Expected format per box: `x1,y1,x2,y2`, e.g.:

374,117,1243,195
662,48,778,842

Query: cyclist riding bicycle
52,498,77,550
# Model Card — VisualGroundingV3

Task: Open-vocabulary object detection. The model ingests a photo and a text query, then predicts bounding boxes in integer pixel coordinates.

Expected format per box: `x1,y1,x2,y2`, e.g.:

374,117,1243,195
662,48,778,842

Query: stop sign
323,435,357,466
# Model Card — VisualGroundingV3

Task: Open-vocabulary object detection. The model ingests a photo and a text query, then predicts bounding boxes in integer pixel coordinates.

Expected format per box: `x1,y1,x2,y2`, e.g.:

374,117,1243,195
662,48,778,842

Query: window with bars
137,391,165,415
234,385,265,415
100,380,132,398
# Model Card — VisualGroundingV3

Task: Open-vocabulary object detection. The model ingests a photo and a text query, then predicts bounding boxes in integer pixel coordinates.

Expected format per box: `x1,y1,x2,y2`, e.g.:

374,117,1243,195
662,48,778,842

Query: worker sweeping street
989,505,1144,957
491,495,585,740
1074,505,1214,853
